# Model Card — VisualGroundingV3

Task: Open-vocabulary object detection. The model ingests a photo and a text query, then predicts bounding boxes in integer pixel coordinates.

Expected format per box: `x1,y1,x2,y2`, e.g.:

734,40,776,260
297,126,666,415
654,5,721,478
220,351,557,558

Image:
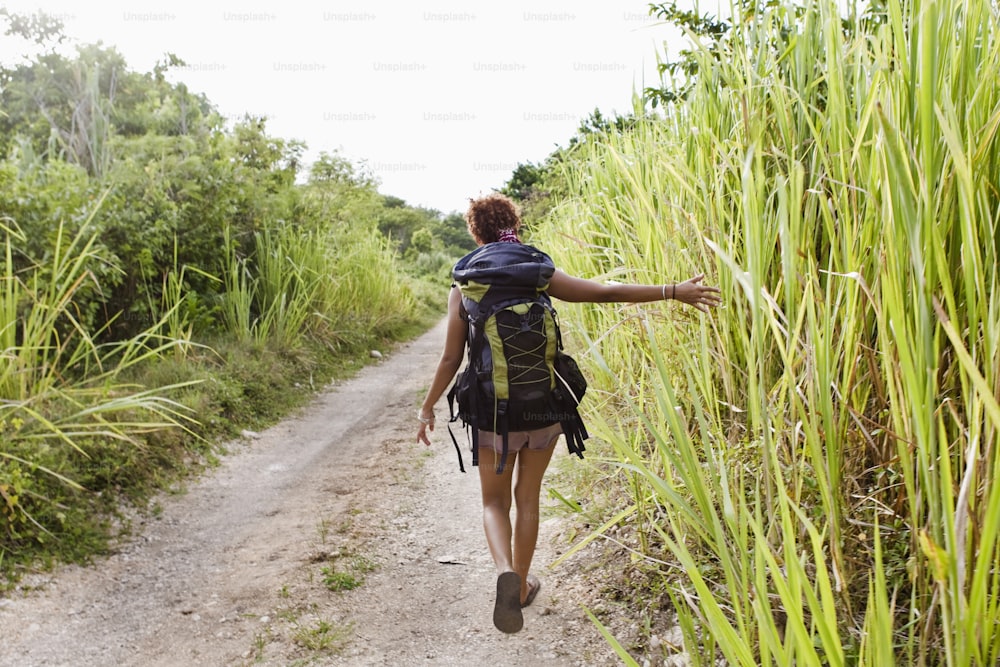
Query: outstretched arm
547,269,722,313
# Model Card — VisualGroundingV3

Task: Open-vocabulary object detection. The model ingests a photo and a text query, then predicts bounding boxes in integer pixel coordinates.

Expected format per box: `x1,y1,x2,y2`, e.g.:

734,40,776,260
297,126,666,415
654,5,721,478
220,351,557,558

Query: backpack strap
496,399,509,474
446,311,488,473
445,419,466,473
471,424,480,467
560,412,588,459
467,321,483,469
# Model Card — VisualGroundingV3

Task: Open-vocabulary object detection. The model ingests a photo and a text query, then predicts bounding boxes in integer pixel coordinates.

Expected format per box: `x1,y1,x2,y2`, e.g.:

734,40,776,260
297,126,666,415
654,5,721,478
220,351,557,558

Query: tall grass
221,224,327,347
221,222,414,349
540,0,1000,662
1,214,197,551
3,192,415,572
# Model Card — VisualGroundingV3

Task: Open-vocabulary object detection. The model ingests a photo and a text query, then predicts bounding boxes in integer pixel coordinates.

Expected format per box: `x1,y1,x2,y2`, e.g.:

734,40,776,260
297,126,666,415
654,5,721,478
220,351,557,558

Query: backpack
446,241,589,473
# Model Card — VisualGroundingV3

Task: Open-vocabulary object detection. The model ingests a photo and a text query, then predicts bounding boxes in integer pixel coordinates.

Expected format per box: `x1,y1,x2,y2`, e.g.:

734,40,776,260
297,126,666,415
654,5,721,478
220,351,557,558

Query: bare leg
512,438,557,604
479,448,526,632
478,448,518,574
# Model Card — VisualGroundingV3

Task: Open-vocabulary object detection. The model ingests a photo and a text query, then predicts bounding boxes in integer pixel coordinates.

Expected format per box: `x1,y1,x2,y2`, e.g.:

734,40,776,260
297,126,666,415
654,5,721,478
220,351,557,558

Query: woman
416,193,721,634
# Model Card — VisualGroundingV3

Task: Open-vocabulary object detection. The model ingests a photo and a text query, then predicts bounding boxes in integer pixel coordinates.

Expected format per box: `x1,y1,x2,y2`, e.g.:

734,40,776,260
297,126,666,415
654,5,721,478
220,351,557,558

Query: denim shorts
476,422,563,455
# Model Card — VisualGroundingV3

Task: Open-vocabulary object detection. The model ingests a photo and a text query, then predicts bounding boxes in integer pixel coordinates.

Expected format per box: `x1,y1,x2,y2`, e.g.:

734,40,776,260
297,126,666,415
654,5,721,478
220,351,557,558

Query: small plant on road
321,567,360,592
292,618,350,652
319,549,377,592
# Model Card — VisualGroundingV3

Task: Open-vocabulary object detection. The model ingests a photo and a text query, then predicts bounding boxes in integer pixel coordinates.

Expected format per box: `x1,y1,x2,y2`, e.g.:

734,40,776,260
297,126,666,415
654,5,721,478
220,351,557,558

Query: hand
673,274,722,313
416,411,435,446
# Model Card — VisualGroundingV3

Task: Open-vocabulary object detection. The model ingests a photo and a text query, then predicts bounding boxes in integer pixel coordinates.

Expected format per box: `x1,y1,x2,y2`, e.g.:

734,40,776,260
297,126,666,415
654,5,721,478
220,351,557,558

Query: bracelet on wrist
417,411,435,425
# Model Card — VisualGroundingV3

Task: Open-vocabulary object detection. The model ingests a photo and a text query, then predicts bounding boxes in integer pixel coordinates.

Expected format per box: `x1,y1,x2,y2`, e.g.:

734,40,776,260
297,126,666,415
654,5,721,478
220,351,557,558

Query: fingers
695,295,722,310
675,276,722,310
699,288,723,307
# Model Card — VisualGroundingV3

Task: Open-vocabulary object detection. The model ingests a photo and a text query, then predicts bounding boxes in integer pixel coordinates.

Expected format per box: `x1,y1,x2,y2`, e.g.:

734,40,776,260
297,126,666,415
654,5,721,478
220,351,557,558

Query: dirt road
0,319,625,666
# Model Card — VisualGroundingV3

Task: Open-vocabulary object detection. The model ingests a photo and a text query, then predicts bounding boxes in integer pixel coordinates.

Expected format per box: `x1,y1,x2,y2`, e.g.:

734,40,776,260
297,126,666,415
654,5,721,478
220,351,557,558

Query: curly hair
465,192,521,245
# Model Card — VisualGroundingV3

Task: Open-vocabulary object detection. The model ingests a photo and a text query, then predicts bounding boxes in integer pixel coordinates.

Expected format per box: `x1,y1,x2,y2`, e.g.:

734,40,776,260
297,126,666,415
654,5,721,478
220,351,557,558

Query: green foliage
308,150,375,189
320,552,377,592
499,109,643,229
500,161,548,201
1,43,138,175
0,31,445,582
433,212,477,253
0,8,66,47
292,618,350,652
642,0,732,106
427,212,476,257
0,161,113,338
367,199,474,281
541,0,1000,662
377,204,422,251
0,216,203,577
321,568,361,592
409,227,434,254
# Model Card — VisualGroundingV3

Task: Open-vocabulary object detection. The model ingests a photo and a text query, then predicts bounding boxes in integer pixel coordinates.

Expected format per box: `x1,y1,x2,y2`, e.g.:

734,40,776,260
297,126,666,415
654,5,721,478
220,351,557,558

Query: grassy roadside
0,275,447,589
535,0,1000,661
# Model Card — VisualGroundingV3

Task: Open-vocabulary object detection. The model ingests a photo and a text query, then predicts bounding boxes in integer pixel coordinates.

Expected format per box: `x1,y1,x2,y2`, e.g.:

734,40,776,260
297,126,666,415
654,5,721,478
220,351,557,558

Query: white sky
1,1,698,214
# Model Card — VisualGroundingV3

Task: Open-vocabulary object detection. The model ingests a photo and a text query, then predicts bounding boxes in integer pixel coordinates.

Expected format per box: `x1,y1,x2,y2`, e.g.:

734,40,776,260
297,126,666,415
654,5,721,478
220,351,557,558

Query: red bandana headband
497,228,521,244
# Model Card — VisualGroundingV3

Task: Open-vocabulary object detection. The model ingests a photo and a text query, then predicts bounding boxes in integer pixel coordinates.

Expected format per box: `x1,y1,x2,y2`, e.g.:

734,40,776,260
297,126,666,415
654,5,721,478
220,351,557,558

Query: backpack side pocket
553,351,587,405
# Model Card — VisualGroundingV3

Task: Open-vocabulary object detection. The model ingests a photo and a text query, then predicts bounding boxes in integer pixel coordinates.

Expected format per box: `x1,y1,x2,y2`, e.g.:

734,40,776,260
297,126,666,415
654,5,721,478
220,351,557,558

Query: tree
641,0,731,107
500,162,547,202
409,227,434,254
307,150,374,189
641,0,874,108
376,203,436,253
432,212,477,254
0,8,66,49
